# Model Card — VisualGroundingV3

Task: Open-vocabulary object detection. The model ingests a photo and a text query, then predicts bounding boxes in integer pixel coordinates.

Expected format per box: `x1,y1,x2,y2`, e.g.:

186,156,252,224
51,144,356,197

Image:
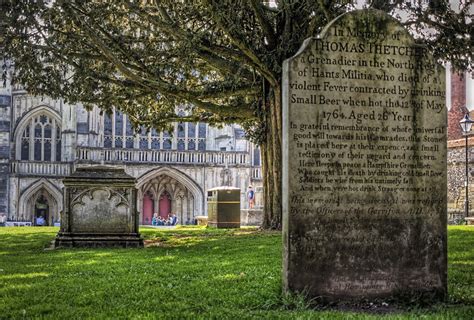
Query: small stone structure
240,209,263,226
282,10,447,302
55,166,143,248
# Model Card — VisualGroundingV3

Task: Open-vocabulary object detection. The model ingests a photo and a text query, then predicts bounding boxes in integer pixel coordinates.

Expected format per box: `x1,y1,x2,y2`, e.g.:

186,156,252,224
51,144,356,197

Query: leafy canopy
2,0,472,138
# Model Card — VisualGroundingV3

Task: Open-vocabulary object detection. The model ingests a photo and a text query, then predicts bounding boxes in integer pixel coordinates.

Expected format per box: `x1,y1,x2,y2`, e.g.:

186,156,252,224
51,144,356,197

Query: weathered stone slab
55,166,143,248
240,209,264,226
282,9,447,302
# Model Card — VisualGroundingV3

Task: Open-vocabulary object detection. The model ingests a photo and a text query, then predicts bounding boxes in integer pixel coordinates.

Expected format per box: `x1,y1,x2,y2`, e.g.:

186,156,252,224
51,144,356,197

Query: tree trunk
261,83,283,229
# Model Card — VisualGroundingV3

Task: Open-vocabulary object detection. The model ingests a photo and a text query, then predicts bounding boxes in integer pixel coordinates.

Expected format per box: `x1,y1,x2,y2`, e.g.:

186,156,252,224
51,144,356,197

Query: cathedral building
0,82,263,226
1,62,470,225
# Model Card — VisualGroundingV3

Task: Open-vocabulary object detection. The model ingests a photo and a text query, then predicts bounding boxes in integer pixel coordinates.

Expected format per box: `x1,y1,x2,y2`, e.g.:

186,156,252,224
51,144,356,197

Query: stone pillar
61,101,77,162
87,106,101,148
183,192,189,222
176,196,183,224
189,196,195,217
0,93,11,218
171,198,177,216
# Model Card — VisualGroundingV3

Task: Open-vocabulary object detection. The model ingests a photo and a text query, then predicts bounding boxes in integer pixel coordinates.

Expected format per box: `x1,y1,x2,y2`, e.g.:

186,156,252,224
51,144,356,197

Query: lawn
0,226,473,319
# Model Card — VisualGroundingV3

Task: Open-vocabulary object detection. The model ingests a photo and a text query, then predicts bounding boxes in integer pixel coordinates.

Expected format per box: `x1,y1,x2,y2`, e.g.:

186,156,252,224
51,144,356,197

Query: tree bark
261,83,283,229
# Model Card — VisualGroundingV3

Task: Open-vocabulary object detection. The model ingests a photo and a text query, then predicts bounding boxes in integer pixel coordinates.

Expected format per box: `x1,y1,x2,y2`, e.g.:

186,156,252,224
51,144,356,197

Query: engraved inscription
283,10,447,300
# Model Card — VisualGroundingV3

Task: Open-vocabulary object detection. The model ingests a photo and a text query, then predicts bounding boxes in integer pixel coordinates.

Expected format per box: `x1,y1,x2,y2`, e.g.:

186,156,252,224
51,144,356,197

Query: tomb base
55,232,144,248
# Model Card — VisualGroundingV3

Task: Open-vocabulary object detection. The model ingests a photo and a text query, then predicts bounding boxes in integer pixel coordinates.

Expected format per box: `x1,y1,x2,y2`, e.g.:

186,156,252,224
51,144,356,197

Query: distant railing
76,147,251,166
11,161,72,176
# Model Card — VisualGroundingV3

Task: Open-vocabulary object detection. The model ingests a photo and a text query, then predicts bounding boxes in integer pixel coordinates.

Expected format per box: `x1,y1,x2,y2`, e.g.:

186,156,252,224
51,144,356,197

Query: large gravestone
55,166,143,248
282,10,447,302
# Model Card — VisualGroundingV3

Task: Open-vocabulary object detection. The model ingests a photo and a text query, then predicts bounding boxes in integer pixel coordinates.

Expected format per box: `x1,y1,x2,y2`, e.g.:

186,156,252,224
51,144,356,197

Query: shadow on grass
0,226,284,318
0,226,473,319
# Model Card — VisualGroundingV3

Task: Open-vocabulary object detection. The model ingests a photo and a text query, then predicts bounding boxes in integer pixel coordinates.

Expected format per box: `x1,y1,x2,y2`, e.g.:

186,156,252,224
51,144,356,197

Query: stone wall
447,139,474,210
2,86,263,222
7,163,263,224
446,70,473,214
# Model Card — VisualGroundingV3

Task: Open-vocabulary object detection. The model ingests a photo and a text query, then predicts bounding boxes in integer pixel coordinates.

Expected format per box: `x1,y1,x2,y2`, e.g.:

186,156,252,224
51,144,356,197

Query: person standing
247,186,255,209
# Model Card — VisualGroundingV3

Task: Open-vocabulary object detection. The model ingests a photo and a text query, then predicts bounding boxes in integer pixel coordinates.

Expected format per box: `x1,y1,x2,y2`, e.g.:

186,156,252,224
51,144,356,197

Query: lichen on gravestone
282,9,447,303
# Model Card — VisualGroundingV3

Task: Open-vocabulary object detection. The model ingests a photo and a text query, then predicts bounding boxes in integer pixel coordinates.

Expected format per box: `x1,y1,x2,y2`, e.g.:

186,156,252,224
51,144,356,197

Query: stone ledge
241,209,263,226
448,137,474,149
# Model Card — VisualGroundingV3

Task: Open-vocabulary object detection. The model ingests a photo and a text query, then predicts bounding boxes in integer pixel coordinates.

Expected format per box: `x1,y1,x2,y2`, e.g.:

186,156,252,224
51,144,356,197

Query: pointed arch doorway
34,194,49,226
159,191,171,218
19,179,62,224
137,167,205,225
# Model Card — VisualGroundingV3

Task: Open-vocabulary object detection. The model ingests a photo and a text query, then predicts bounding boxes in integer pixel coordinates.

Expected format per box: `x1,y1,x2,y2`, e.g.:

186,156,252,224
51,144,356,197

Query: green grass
0,226,473,319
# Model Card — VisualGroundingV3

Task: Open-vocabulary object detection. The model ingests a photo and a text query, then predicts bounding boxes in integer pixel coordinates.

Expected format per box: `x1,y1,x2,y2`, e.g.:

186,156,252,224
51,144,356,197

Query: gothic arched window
163,138,172,150
140,137,149,149
177,122,185,138
104,113,113,148
188,123,196,137
18,113,61,162
103,111,139,149
104,113,113,135
197,123,207,151
55,127,61,161
177,140,185,151
198,140,206,151
114,111,123,148
151,139,160,149
102,108,207,152
187,123,196,150
253,147,261,166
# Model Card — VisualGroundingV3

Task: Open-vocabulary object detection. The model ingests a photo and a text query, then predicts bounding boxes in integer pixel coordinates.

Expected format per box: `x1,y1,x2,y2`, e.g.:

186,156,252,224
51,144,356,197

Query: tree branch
126,3,257,81
201,0,278,87
248,0,277,49
64,7,257,119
